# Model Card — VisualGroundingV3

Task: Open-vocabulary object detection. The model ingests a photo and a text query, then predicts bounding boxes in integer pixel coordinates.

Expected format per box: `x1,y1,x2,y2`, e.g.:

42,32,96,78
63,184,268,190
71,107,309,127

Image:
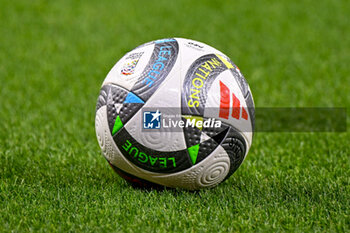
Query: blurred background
0,0,349,231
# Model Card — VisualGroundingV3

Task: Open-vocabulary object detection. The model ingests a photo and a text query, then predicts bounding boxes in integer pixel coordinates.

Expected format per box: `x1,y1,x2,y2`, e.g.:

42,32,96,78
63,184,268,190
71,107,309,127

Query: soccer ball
95,38,255,190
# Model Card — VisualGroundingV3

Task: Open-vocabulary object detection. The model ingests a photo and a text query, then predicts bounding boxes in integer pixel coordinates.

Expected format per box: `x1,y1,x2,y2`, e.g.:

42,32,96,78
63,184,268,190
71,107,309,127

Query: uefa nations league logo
120,52,144,75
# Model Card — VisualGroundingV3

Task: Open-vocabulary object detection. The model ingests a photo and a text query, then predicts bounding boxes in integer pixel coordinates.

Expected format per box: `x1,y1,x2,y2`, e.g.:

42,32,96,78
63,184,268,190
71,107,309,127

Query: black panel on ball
221,127,246,180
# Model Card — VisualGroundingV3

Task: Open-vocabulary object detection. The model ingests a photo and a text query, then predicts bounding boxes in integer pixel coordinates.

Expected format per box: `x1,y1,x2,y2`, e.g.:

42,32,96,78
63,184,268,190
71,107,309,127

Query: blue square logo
143,110,161,129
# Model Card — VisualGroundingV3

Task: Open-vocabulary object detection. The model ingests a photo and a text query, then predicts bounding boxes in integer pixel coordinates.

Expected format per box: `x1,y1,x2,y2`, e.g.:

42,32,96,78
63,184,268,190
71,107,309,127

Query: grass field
1,0,349,232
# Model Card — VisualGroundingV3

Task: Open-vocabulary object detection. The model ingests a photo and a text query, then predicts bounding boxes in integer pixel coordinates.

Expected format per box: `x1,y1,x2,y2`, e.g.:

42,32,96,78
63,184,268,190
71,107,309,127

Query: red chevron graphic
219,81,230,119
219,81,248,120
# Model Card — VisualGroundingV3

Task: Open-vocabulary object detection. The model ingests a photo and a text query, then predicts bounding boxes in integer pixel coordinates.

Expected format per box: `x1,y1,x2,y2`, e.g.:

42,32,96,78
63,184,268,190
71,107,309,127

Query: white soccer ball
95,38,255,190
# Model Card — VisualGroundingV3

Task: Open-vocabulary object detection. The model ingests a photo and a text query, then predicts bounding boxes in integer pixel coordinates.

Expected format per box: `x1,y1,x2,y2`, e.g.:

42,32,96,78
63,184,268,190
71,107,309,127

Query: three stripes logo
219,81,248,120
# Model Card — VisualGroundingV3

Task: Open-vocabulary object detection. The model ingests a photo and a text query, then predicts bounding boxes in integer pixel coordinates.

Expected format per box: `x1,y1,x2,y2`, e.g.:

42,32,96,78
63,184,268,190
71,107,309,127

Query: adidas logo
219,81,248,120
